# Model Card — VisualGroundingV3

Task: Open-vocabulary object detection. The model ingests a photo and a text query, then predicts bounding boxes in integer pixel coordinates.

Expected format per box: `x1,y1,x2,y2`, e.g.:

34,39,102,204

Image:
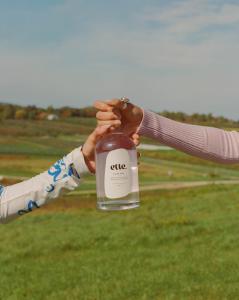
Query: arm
0,125,110,223
0,147,88,223
138,110,239,164
94,99,239,164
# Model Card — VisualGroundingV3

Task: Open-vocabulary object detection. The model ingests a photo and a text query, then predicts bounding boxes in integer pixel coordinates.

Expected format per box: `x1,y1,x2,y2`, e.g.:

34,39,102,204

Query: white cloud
142,1,239,35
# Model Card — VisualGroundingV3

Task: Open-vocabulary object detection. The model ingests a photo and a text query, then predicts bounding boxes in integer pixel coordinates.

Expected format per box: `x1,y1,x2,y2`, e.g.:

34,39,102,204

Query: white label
104,148,131,199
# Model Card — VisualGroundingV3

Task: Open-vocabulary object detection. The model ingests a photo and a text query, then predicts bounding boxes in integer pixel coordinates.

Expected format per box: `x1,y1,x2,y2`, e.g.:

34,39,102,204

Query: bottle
95,130,140,211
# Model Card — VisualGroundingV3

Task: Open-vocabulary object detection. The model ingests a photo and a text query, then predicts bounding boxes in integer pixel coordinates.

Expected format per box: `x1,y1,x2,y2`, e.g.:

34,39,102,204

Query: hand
82,125,110,173
94,99,143,137
82,125,140,173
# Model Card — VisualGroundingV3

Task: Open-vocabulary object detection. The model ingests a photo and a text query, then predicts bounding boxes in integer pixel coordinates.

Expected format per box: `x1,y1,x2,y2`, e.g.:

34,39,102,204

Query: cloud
142,1,239,35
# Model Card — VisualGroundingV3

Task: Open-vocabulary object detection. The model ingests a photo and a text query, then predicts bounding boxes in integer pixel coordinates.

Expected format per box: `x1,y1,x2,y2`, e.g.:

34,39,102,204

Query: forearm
0,147,90,223
138,110,239,164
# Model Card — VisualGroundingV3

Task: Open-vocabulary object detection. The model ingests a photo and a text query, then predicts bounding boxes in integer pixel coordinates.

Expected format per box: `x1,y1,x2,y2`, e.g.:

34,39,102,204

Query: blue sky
0,0,239,119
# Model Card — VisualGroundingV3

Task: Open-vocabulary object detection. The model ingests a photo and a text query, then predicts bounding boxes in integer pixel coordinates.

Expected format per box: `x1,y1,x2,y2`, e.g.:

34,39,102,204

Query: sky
0,0,239,119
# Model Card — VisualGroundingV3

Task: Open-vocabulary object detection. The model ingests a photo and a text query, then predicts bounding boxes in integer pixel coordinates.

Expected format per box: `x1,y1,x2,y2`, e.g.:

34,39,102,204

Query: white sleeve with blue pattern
0,147,90,223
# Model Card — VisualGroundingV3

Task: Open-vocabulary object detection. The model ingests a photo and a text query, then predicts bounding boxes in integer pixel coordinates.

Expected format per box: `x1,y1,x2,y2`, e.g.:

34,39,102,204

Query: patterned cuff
66,146,91,177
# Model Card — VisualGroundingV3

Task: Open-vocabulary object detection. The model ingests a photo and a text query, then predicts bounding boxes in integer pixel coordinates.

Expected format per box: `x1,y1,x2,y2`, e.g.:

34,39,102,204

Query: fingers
96,110,121,121
87,125,111,144
97,119,121,127
129,132,139,146
94,100,113,112
94,99,125,112
132,133,139,140
105,99,125,110
96,110,121,130
132,139,140,147
132,138,140,147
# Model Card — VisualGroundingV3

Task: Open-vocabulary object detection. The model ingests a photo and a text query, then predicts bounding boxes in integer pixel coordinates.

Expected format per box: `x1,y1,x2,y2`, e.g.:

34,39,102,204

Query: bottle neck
112,127,123,134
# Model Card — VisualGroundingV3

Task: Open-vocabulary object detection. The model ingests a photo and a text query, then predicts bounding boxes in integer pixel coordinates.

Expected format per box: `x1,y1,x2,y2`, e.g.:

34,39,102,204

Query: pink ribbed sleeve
138,110,239,164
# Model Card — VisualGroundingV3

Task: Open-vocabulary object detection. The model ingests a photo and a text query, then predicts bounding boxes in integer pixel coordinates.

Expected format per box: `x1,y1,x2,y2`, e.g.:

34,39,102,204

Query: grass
0,136,86,157
142,149,239,172
1,185,239,299
1,119,239,299
0,118,97,137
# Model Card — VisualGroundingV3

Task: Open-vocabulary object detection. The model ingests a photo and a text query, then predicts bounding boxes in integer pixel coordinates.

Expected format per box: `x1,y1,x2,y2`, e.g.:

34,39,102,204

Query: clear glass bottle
95,130,140,211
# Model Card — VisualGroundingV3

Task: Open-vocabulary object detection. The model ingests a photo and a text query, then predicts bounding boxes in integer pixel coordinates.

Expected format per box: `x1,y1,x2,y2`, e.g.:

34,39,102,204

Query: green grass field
1,186,239,300
1,119,239,299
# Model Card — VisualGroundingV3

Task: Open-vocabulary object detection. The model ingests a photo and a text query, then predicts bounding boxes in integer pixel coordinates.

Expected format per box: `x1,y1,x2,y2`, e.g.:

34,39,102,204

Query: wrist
65,146,91,177
134,106,144,130
82,144,95,174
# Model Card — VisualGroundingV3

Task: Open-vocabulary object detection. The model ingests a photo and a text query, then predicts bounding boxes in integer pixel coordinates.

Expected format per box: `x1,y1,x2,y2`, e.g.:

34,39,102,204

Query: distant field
1,141,239,181
0,118,97,137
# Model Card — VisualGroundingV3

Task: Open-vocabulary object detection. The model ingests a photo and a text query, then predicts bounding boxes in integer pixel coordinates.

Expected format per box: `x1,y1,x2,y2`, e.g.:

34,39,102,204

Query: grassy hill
1,117,239,299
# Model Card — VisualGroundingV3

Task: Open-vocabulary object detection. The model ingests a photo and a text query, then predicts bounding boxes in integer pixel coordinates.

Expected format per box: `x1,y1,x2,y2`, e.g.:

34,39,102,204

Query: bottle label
104,148,131,199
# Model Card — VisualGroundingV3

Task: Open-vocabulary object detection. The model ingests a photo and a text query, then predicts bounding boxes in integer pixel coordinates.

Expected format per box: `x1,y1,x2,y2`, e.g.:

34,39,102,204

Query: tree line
0,103,239,128
0,103,97,120
160,110,239,128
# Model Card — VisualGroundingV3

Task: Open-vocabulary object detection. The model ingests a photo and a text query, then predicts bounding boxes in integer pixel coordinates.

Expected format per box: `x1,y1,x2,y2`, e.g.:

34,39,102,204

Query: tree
15,109,28,120
28,110,37,120
60,109,72,118
83,106,97,118
36,111,48,120
2,105,15,119
47,105,54,114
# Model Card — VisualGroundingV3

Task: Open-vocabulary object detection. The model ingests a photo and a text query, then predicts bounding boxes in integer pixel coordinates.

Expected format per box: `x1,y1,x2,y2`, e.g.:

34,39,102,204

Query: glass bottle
95,130,140,211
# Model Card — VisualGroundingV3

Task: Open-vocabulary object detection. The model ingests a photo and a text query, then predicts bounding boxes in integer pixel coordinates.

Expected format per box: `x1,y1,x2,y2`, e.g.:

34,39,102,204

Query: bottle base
97,200,140,211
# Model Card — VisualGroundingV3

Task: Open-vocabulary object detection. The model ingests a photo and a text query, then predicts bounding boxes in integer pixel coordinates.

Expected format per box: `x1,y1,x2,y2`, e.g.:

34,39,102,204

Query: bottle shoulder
96,133,135,152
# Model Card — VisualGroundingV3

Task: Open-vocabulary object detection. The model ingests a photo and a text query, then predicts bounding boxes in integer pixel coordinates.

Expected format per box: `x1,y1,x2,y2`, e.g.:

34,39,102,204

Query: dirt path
68,179,239,196
1,174,239,194
140,179,239,191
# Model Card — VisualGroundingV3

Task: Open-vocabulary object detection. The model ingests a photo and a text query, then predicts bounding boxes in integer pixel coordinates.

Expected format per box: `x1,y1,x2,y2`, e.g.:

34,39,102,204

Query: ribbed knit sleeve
138,110,239,164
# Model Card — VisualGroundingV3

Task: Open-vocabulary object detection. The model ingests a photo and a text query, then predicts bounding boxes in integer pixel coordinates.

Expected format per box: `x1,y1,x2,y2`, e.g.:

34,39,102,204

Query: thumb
88,125,111,144
82,125,111,173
